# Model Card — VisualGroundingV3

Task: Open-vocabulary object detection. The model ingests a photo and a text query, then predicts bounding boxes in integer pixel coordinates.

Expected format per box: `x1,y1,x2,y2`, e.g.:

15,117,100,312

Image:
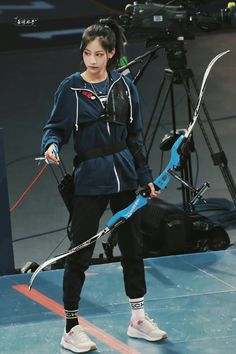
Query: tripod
144,41,236,210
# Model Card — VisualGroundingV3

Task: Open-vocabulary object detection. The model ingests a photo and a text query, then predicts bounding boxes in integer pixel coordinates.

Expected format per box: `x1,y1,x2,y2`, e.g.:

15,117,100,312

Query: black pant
63,190,146,310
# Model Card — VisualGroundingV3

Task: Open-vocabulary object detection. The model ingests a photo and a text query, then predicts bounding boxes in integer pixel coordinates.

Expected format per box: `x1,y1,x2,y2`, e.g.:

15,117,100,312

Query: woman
42,18,167,353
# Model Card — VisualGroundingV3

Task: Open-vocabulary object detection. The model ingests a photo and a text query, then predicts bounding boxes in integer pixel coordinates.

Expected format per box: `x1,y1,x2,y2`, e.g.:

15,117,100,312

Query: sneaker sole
127,327,168,341
61,338,97,353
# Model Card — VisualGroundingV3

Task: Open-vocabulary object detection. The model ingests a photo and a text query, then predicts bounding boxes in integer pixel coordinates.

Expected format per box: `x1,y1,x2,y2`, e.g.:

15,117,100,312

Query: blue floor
1,250,236,354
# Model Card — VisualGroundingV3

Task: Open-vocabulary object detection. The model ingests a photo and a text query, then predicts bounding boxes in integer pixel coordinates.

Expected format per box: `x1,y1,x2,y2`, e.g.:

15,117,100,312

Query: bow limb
29,227,110,290
186,50,230,138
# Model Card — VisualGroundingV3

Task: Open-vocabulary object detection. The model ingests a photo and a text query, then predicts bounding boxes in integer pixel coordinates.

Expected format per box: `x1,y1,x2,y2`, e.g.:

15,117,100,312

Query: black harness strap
74,140,127,166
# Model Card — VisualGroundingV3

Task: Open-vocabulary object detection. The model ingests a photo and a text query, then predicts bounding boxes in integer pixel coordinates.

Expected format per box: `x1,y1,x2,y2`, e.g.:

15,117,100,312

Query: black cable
44,233,68,261
211,114,236,122
13,227,67,243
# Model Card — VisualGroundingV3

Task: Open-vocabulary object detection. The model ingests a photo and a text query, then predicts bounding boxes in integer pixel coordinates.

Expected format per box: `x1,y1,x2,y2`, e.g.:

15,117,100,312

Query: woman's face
82,37,115,76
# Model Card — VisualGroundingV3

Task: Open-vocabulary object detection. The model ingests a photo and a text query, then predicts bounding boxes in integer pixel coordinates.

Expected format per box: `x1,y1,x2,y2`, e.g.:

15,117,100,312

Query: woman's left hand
147,182,160,198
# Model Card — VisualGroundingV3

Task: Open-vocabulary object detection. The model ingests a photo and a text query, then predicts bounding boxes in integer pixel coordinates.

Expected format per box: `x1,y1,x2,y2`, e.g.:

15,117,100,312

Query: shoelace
73,326,91,343
145,314,159,329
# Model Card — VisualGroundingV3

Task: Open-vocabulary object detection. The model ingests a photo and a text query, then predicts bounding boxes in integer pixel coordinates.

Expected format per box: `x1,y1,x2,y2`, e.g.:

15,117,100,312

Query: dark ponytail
80,18,126,70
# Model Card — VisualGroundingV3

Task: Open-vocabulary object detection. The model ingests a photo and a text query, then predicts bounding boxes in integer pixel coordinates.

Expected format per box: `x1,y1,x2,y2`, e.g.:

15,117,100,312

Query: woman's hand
44,143,60,165
147,182,160,199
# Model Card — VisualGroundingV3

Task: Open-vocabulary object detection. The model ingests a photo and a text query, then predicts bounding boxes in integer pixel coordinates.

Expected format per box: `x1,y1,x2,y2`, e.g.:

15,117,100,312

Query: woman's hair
80,18,126,70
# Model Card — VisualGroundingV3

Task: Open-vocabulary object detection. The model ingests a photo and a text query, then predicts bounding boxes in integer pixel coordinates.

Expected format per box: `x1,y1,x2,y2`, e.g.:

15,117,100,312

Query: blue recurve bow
29,50,230,290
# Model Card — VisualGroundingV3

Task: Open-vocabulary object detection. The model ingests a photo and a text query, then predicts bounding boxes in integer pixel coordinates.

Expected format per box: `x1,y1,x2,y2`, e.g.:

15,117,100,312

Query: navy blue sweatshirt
41,70,153,196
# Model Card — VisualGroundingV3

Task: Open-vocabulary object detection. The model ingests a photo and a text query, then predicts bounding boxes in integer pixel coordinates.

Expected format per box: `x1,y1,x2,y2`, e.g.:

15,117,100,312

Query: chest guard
102,78,131,125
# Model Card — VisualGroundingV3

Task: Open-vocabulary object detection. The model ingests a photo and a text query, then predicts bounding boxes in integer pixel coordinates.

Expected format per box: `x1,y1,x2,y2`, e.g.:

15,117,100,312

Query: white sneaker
61,325,97,353
127,314,168,341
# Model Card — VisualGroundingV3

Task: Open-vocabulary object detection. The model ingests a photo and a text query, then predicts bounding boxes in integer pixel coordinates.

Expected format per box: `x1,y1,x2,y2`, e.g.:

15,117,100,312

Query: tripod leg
144,72,167,142
146,69,175,160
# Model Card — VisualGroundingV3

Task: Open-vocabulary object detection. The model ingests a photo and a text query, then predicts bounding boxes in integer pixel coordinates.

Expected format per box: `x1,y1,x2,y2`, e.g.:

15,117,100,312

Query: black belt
74,140,127,166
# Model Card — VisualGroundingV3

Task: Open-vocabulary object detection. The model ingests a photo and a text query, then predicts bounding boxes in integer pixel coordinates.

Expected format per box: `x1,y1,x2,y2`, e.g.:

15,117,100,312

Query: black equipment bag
141,198,230,258
187,212,230,253
141,199,192,257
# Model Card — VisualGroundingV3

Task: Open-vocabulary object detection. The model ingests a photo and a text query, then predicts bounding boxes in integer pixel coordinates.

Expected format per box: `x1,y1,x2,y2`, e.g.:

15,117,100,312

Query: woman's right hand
44,143,60,165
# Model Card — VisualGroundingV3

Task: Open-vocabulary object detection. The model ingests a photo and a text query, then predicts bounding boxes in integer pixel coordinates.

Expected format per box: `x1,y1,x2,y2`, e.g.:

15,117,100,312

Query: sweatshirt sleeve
125,78,153,187
41,77,76,154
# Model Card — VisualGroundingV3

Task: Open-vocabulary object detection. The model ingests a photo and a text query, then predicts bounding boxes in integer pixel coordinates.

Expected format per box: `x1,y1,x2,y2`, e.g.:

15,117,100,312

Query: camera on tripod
120,1,194,46
120,1,236,47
